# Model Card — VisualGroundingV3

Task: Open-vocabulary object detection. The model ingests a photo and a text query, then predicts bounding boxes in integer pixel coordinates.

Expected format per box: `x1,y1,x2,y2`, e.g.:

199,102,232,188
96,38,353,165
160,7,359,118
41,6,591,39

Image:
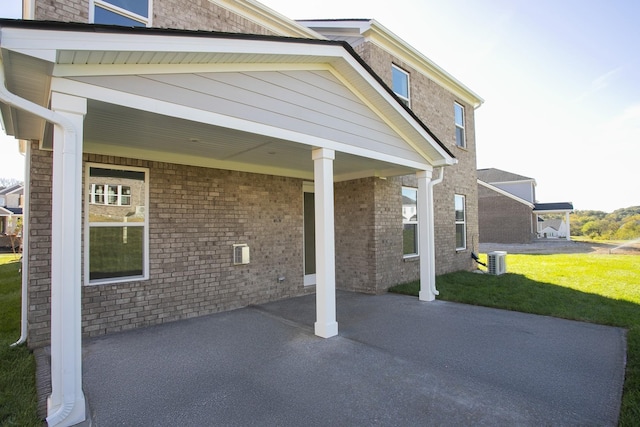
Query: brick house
0,1,482,425
477,168,573,243
0,183,24,248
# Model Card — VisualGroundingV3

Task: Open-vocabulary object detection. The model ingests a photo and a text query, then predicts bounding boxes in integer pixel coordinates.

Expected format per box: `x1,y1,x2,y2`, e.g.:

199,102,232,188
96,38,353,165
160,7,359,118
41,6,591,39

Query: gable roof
0,184,23,195
477,168,535,184
534,202,574,212
477,179,534,208
298,19,483,108
0,19,457,179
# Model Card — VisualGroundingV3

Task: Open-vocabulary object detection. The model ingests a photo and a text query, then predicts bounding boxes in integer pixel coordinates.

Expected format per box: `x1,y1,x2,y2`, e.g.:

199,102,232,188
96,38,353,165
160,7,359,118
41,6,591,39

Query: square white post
312,148,338,338
47,93,86,427
417,169,437,301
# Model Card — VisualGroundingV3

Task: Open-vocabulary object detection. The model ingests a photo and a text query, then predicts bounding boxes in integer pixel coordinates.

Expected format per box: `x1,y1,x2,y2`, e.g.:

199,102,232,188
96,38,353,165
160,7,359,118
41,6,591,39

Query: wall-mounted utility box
233,244,250,265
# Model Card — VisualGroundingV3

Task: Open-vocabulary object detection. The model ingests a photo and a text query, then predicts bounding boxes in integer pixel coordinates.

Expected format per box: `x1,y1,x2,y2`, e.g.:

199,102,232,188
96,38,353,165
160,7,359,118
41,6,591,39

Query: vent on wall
233,244,250,265
487,251,507,275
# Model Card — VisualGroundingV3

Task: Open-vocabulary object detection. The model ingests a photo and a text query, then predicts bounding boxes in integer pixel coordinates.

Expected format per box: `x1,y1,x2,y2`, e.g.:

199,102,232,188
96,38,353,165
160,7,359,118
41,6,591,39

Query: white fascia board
363,20,484,108
0,27,330,59
51,77,433,171
210,0,326,39
478,179,534,208
0,207,13,216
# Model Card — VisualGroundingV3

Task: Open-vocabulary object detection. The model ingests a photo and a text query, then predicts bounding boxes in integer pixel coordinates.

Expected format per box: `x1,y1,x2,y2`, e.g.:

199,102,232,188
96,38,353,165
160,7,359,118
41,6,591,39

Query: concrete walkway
81,292,626,426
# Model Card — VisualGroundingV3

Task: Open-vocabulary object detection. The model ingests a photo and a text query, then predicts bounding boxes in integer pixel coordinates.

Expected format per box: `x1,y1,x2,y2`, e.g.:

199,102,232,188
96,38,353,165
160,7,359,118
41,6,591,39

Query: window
455,194,466,250
91,184,131,206
86,165,148,284
91,0,151,27
454,102,466,147
392,64,410,107
402,187,418,256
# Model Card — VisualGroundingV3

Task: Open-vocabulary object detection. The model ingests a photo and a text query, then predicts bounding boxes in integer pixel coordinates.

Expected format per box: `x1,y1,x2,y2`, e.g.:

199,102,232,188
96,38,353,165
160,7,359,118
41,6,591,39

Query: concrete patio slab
81,291,626,426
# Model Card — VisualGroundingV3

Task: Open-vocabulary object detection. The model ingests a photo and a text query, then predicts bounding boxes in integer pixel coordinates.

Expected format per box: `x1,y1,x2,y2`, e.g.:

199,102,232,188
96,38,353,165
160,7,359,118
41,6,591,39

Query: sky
1,0,639,212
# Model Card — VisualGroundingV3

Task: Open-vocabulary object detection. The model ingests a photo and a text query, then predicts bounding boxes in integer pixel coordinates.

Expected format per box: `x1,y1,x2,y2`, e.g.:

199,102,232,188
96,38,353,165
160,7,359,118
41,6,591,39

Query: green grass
0,254,41,426
390,253,640,425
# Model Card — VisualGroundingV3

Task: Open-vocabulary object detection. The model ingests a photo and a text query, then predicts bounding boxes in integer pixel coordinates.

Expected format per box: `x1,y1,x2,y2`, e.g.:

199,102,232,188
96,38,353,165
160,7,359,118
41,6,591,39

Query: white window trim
392,64,411,107
90,0,153,27
402,186,419,257
454,102,466,148
84,163,150,286
455,194,467,251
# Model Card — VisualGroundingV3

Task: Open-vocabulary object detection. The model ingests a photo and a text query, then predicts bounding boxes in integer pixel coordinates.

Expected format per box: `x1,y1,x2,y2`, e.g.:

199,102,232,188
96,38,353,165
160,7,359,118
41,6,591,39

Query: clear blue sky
1,0,638,212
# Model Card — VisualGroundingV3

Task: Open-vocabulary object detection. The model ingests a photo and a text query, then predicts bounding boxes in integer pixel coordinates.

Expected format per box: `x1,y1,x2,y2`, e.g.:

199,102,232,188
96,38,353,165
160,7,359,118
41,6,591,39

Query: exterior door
303,183,316,285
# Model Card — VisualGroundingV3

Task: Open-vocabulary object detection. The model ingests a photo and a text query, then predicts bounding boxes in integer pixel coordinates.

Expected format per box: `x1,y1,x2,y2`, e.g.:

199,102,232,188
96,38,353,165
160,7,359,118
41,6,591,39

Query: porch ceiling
81,100,414,181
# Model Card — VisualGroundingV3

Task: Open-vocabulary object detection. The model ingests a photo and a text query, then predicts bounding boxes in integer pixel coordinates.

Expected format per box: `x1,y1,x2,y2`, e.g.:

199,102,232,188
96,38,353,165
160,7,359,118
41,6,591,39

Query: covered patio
1,20,455,426
43,291,626,425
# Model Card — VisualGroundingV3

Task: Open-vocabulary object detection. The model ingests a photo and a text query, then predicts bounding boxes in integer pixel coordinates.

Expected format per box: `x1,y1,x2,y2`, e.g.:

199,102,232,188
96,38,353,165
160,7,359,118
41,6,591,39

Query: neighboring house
538,218,569,238
0,2,482,425
477,168,573,243
0,184,23,248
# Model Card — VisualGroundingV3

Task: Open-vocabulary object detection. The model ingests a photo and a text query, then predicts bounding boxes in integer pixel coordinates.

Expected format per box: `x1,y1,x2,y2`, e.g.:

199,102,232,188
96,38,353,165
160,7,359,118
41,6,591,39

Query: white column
565,211,571,241
417,169,437,301
47,93,86,427
312,148,338,338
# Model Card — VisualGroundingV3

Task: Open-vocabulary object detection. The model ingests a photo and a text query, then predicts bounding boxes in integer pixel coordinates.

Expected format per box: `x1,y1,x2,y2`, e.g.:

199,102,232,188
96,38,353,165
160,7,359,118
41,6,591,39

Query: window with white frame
455,194,466,250
91,0,151,27
86,165,148,284
454,102,466,148
402,187,418,256
392,64,410,107
90,184,132,206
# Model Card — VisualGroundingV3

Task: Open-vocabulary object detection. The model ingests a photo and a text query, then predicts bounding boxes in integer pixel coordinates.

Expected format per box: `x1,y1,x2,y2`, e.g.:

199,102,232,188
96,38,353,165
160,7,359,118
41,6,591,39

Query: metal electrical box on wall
233,244,250,265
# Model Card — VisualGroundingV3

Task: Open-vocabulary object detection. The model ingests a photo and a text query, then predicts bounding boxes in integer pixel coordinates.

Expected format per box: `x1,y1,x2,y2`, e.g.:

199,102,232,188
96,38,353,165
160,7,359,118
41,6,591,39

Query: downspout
428,166,444,296
11,140,29,347
0,67,84,427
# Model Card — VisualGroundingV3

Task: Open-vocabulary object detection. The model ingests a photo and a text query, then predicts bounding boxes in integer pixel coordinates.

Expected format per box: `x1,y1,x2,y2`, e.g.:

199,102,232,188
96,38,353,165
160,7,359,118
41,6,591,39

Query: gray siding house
0,1,482,425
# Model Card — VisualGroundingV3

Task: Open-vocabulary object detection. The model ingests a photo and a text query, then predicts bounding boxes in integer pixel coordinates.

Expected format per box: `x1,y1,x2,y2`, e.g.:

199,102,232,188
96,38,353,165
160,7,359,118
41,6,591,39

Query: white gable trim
51,77,434,171
478,179,534,209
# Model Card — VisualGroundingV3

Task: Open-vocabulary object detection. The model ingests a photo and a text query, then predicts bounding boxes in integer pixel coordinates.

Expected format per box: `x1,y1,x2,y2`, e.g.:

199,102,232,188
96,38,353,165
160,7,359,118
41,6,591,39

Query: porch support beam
417,169,438,301
312,148,338,338
565,211,571,241
47,92,86,427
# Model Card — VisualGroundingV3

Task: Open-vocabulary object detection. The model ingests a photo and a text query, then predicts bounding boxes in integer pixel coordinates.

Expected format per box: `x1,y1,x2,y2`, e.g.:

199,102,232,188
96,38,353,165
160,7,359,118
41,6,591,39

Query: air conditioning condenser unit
487,251,507,275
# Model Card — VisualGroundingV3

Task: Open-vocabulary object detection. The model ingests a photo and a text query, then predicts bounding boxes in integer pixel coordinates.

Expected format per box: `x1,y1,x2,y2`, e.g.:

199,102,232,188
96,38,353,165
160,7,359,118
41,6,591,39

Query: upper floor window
454,102,466,148
91,0,151,27
392,64,410,107
455,194,466,250
402,187,418,256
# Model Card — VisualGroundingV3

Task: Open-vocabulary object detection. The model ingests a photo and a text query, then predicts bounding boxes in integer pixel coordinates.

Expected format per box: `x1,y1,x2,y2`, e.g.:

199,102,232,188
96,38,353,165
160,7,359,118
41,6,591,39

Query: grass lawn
391,252,640,426
0,253,41,426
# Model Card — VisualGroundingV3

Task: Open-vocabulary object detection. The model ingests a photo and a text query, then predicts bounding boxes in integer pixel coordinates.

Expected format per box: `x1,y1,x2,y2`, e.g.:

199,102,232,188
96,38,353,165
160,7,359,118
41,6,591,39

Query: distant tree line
570,206,640,240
